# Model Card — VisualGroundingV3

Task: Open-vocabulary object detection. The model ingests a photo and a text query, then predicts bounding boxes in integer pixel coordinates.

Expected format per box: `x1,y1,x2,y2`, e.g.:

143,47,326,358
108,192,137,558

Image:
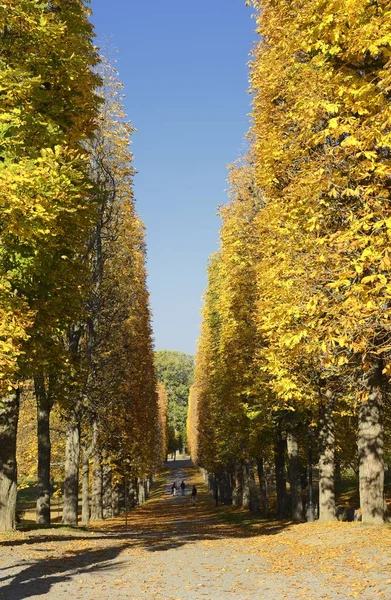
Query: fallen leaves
0,464,390,599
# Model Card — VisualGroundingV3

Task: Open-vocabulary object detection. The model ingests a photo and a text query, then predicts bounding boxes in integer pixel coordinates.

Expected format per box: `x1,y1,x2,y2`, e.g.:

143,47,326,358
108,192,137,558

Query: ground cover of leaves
0,459,390,599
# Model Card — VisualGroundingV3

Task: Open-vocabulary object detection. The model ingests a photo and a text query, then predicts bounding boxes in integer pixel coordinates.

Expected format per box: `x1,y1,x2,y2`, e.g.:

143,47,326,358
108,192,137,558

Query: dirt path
1,458,390,599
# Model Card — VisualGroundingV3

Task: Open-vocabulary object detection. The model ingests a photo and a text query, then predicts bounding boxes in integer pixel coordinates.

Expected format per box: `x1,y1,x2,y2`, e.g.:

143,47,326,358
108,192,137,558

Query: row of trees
188,0,391,524
0,0,166,531
155,350,194,454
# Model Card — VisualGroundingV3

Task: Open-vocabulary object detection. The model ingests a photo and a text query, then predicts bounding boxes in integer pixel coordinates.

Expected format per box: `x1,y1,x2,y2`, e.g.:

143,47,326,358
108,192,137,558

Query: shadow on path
88,457,294,553
0,458,295,598
0,544,129,600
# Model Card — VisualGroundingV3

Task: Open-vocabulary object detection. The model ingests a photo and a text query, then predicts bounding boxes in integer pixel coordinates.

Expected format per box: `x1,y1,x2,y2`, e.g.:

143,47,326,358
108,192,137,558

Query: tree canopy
155,350,194,450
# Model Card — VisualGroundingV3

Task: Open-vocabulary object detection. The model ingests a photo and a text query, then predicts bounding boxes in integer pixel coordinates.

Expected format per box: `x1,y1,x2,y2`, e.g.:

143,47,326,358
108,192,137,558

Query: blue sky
90,1,255,355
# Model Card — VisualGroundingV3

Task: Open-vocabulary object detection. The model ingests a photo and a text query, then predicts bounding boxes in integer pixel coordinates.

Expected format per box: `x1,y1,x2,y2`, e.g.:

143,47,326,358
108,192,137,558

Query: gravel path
0,459,390,599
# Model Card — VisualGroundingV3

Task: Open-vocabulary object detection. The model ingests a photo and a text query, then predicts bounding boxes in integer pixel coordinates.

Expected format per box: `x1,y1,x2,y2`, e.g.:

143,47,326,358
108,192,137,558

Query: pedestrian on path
180,480,186,496
191,485,197,506
171,481,177,496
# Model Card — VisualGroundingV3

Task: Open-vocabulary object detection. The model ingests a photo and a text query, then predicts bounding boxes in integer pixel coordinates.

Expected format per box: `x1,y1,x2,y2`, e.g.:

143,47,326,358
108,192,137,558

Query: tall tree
0,0,101,530
71,58,162,523
249,0,391,523
155,350,194,448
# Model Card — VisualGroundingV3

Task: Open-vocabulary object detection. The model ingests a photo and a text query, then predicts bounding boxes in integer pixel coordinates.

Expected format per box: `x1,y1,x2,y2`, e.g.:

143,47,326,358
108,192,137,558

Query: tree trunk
102,456,113,518
34,375,54,526
144,479,148,501
0,389,20,531
274,426,287,519
218,470,232,504
137,478,146,505
287,428,303,522
131,479,138,507
214,474,219,507
112,485,120,517
232,462,243,507
90,419,103,520
62,416,80,526
81,445,90,526
207,472,214,494
358,363,384,524
242,463,250,509
243,460,259,513
256,457,269,518
318,390,336,521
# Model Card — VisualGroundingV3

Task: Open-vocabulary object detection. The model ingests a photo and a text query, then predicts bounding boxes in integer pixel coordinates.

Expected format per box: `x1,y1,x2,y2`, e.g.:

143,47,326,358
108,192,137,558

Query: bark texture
213,474,219,507
217,470,233,504
102,457,113,519
358,363,384,524
318,390,336,521
257,457,269,518
34,375,54,525
90,419,103,520
0,389,20,531
137,478,146,505
232,462,243,507
112,485,120,517
287,429,303,521
81,445,90,526
62,416,80,526
274,426,287,519
241,460,258,513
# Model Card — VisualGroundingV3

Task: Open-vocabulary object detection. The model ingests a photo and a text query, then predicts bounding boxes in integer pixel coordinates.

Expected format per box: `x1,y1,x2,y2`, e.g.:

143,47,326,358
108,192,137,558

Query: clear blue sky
90,1,255,355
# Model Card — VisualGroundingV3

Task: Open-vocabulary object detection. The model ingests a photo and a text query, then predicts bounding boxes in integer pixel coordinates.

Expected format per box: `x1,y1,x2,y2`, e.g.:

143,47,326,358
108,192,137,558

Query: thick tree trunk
146,477,151,497
81,446,90,526
242,464,250,509
137,478,146,505
243,460,259,513
256,457,269,518
217,470,232,504
232,462,243,507
144,479,148,501
62,325,83,526
0,389,20,531
131,479,138,507
214,474,219,507
102,456,113,518
112,485,120,517
318,390,336,521
34,376,54,526
91,457,103,519
287,428,303,522
358,363,384,524
62,416,80,526
274,426,287,519
90,419,103,520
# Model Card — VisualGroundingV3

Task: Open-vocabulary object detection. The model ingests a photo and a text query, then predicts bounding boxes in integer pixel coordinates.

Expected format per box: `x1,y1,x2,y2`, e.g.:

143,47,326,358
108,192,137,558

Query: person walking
171,481,177,496
191,485,197,506
180,480,186,496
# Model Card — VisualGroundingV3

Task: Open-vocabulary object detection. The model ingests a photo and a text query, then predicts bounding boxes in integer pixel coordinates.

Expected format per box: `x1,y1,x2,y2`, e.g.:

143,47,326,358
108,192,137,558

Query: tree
249,0,391,523
72,58,161,524
155,351,194,449
0,0,101,530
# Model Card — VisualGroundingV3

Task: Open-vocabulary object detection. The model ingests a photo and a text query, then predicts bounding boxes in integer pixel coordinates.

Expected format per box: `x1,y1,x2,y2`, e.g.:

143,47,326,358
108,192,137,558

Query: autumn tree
193,0,391,524
157,383,168,461
0,0,101,530
190,158,269,513
249,0,391,523
66,58,162,525
155,350,194,450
